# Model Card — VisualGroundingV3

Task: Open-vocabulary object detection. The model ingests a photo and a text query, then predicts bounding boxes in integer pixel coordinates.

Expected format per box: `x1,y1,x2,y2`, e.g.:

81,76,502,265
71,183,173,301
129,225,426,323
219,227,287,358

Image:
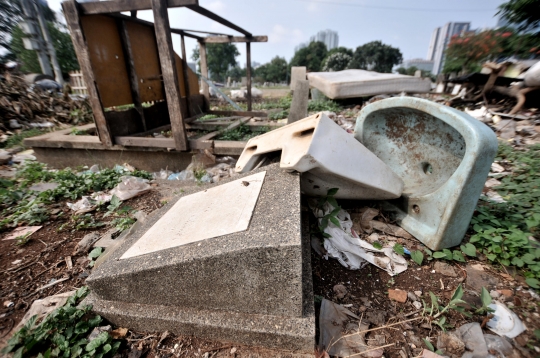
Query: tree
396,66,419,75
0,0,22,57
255,56,288,83
192,43,239,82
290,41,327,72
325,46,353,59
498,0,540,34
322,52,352,72
10,22,79,74
348,41,403,73
443,30,540,73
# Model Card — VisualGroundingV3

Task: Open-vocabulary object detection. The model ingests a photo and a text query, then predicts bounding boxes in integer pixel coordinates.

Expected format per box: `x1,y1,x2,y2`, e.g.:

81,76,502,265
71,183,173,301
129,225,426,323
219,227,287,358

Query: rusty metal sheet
81,15,132,107
125,21,164,103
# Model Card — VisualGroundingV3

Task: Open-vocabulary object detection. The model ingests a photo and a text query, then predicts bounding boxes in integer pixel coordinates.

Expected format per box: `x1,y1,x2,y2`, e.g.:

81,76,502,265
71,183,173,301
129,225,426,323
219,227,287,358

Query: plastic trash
109,176,151,201
168,170,195,181
484,334,513,356
487,301,527,338
67,196,96,213
310,200,407,276
153,169,173,180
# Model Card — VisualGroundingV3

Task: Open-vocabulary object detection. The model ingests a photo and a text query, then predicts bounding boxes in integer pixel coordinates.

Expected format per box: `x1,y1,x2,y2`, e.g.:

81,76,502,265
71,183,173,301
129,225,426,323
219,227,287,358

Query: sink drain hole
422,162,433,175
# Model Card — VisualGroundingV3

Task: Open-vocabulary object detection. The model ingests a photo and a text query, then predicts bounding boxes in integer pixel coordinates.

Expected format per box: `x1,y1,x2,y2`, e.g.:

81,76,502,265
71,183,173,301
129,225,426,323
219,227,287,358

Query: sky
46,0,505,67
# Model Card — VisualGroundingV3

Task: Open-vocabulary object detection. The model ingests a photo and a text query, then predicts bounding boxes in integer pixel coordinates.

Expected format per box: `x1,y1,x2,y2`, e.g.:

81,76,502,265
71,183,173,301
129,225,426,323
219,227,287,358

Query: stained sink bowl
354,97,498,250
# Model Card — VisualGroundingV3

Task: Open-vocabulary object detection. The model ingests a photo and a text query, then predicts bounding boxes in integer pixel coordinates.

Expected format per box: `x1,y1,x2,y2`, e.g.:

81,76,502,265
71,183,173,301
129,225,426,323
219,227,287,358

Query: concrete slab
288,80,310,124
85,164,315,352
307,69,432,99
290,66,307,90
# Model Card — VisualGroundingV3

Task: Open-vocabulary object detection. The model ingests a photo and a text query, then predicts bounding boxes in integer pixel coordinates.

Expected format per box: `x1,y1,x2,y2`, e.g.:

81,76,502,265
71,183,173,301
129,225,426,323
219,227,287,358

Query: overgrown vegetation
1,287,121,358
216,124,270,141
0,162,151,231
0,129,44,149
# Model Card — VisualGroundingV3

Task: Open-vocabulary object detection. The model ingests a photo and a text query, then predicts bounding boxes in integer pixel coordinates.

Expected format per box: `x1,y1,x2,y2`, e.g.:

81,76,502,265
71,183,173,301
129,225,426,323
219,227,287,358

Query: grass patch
216,124,270,141
1,129,44,149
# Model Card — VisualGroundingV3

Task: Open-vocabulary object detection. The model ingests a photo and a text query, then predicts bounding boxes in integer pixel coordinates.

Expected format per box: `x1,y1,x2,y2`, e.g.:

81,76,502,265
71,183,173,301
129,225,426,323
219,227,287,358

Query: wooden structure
58,0,268,153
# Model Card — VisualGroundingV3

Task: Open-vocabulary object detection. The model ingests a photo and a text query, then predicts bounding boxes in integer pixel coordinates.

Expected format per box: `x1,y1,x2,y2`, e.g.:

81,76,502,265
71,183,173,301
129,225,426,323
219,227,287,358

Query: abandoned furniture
354,97,498,250
235,112,404,200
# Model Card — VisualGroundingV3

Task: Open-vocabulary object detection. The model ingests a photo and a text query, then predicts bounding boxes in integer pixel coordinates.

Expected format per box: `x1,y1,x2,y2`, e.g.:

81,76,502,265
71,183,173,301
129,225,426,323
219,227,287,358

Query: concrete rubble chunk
434,261,458,277
290,66,307,90
235,112,404,200
288,79,310,124
307,69,431,99
85,164,315,352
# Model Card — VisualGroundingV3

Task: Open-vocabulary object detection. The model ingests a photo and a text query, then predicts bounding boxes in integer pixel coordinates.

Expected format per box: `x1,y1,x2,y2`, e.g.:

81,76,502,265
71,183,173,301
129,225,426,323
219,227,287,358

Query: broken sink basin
354,97,498,250
235,112,404,200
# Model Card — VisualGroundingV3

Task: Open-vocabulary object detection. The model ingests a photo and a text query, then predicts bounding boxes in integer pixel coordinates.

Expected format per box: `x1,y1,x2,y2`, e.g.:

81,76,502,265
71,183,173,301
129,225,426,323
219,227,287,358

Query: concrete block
290,66,307,90
307,69,432,99
236,112,403,200
86,164,315,352
288,79,310,124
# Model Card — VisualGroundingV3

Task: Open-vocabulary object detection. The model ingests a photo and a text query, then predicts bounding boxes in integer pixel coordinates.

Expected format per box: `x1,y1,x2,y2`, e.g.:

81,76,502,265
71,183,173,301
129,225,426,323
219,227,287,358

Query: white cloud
206,0,225,13
269,24,305,44
306,2,319,12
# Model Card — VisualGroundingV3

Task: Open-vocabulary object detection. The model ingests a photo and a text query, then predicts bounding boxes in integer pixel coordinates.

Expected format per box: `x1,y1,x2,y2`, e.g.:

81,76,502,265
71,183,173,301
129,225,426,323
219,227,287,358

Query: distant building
402,59,434,73
309,29,339,50
429,22,471,74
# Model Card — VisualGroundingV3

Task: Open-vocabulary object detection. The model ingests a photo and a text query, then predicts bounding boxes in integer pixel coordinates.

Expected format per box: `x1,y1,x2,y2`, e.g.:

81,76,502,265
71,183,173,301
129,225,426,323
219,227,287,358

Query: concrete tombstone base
85,164,315,352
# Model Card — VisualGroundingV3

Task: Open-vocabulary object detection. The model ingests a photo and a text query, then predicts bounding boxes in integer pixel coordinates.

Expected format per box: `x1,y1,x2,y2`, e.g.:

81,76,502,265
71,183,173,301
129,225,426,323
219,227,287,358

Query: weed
70,128,88,136
268,110,288,120
411,250,424,265
422,284,468,331
88,247,103,267
315,188,342,237
111,217,135,231
15,232,32,246
467,143,540,287
0,129,44,149
475,287,495,315
423,339,443,355
393,243,405,255
308,99,342,112
75,214,105,231
1,287,120,357
216,124,270,141
198,114,219,121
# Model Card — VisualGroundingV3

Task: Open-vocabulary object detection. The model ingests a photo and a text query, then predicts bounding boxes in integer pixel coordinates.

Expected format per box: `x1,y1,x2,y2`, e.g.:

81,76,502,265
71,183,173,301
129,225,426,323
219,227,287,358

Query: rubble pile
0,76,93,134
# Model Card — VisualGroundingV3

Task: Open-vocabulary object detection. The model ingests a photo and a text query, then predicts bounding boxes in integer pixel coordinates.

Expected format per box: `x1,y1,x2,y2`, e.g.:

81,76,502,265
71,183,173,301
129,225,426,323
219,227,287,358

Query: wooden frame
61,0,268,154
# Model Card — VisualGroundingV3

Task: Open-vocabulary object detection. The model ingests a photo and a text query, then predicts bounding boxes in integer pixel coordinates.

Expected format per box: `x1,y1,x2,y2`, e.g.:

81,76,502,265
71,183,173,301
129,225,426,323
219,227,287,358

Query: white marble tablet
121,171,266,259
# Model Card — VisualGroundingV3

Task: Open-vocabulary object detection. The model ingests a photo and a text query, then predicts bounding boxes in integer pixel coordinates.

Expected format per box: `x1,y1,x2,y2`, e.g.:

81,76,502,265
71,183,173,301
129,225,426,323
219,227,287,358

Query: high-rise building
309,29,339,50
429,22,471,74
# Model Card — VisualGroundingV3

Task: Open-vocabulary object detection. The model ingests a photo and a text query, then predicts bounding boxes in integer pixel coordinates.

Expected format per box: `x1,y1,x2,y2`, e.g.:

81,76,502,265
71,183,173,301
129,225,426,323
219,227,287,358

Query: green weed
1,287,121,358
1,129,44,149
216,124,270,141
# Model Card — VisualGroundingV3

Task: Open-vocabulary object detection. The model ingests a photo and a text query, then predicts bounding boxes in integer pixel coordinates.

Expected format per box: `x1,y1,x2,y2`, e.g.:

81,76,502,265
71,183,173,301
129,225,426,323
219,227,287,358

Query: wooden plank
62,1,113,147
80,0,198,15
246,42,252,111
207,110,267,117
170,29,203,41
186,5,251,36
152,0,188,151
188,121,282,131
204,36,267,43
184,113,206,123
118,19,147,131
198,41,210,103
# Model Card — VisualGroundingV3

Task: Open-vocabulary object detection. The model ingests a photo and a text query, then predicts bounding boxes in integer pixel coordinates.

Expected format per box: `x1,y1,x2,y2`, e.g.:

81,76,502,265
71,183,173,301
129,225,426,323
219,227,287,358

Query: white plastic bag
109,176,151,201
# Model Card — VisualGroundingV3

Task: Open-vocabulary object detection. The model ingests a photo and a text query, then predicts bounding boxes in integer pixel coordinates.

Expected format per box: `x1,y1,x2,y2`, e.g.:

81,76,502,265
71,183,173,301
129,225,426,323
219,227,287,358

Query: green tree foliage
255,56,288,83
443,30,540,74
290,41,328,72
349,41,403,73
322,52,352,72
0,0,21,56
326,46,353,58
10,22,79,74
498,0,540,33
192,43,239,82
226,66,244,81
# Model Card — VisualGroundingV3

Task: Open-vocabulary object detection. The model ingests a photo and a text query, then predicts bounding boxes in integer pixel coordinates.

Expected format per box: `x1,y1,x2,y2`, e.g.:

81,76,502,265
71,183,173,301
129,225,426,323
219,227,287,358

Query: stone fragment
365,310,387,326
414,290,422,297
490,290,500,299
437,332,465,356
388,289,407,303
412,301,422,310
497,289,513,298
434,261,458,277
407,292,418,301
0,149,12,165
333,284,347,299
466,264,499,291
75,232,101,254
458,322,488,357
287,79,309,124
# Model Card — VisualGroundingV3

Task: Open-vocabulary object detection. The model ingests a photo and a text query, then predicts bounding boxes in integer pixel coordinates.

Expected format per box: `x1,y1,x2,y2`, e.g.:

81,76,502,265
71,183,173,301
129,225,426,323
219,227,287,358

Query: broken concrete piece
290,66,307,90
466,264,499,291
3,226,42,241
0,149,11,164
288,79,309,124
437,332,465,356
388,289,408,303
434,261,458,277
14,291,75,332
85,164,315,352
355,97,498,250
458,322,489,357
75,232,101,254
307,69,431,99
236,112,404,200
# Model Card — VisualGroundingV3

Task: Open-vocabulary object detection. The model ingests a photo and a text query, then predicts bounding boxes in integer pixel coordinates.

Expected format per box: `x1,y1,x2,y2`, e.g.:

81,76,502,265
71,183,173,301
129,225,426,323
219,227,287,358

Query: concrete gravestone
85,164,315,351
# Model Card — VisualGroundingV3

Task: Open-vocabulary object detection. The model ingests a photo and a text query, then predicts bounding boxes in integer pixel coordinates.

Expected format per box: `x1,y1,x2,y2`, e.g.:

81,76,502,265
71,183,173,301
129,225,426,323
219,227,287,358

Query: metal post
32,0,64,85
246,42,252,111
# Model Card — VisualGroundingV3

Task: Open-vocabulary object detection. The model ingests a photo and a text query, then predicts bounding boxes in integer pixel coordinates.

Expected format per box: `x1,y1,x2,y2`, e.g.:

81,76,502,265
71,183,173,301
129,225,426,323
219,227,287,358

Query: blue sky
47,0,504,66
